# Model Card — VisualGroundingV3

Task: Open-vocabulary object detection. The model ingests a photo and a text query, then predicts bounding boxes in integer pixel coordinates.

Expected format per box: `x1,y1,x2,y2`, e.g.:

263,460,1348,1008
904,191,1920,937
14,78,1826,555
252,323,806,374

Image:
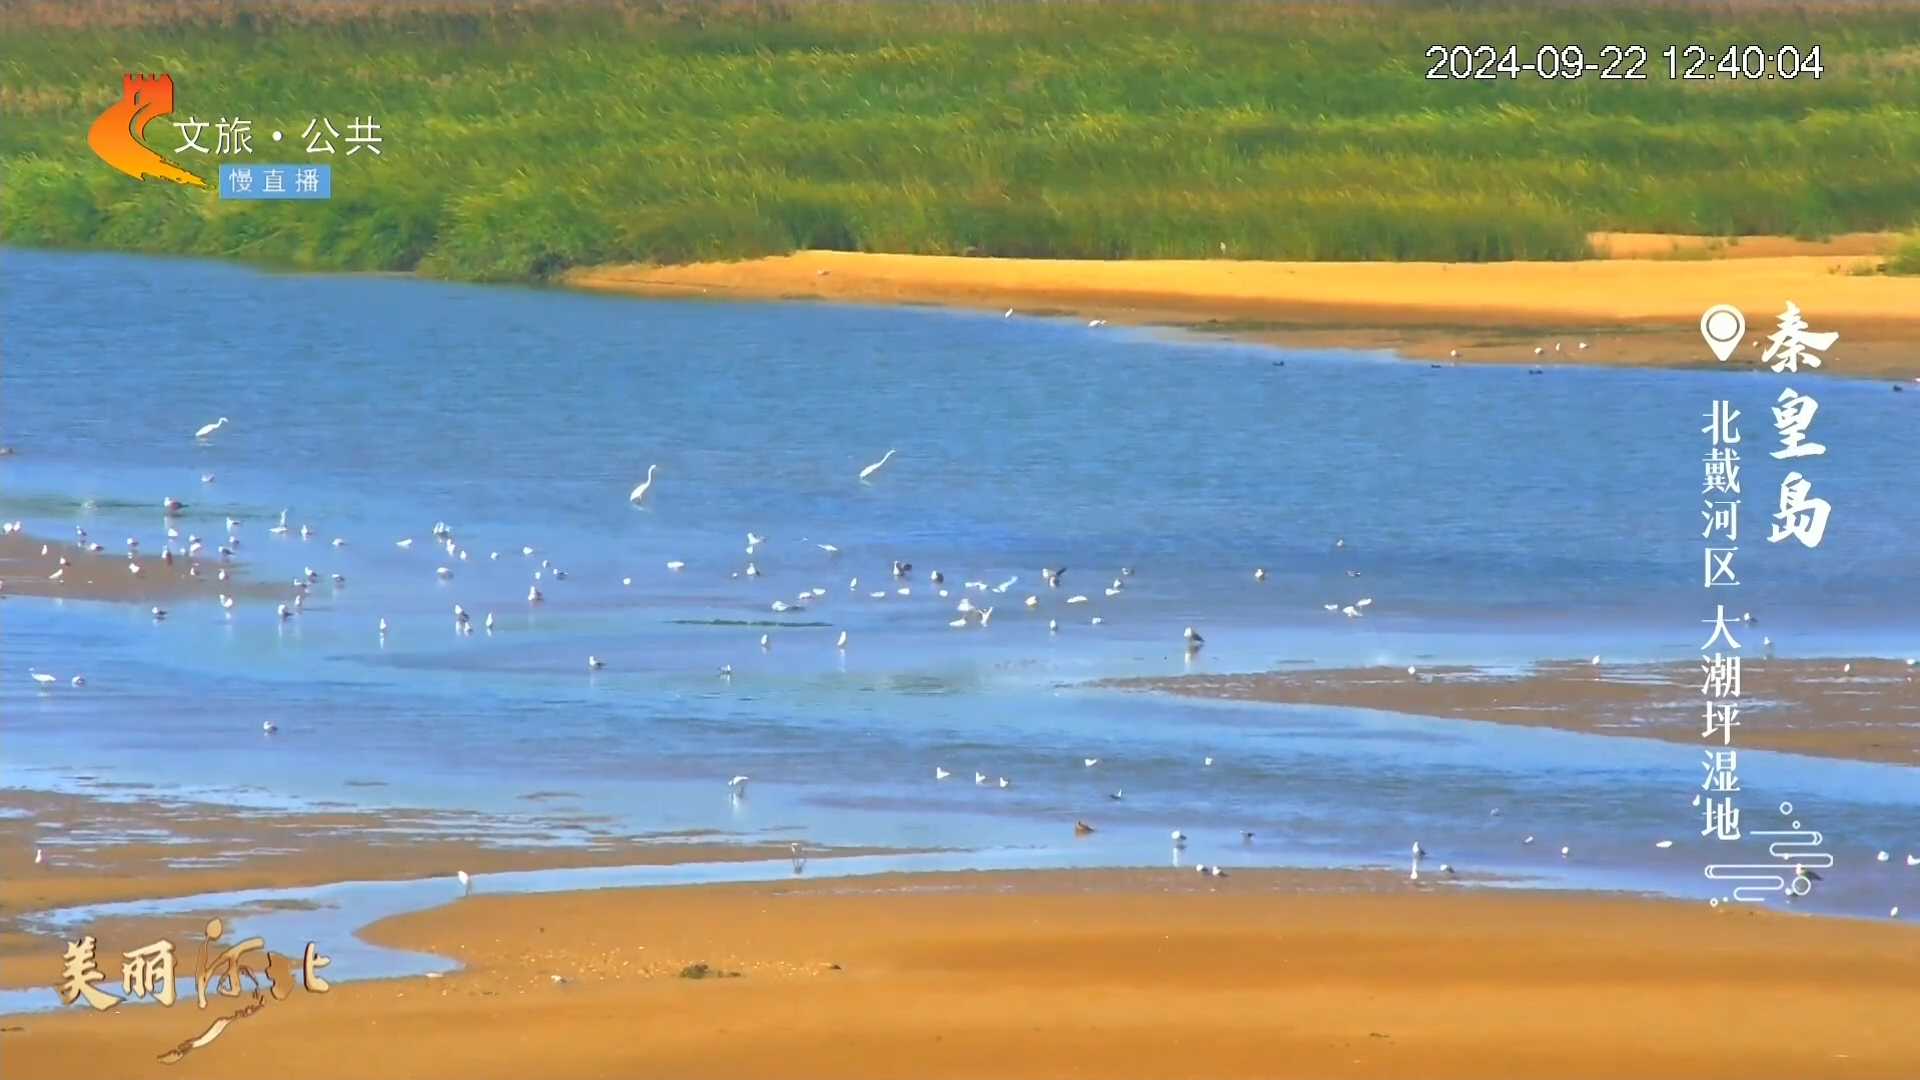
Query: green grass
1887,232,1920,274
5,0,1920,281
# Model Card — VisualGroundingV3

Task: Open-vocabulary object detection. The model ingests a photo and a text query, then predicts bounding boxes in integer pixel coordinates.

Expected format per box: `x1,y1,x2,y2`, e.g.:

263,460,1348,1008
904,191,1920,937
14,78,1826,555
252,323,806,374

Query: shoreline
7,868,1919,1078
1103,657,1920,767
567,237,1920,381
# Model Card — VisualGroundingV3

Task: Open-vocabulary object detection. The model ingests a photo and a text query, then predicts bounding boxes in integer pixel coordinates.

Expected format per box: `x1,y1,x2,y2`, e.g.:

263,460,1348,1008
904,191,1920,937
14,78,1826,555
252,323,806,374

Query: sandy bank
0,789,825,991
1104,657,1920,766
6,869,1918,1079
0,532,266,604
568,237,1920,380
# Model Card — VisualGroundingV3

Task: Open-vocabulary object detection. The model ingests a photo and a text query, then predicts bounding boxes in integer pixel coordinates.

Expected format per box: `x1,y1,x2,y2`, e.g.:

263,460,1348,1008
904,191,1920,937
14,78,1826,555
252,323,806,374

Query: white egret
194,417,230,440
457,870,471,894
858,449,897,481
28,669,56,687
836,630,848,649
629,464,659,505
1655,840,1674,849
666,560,685,571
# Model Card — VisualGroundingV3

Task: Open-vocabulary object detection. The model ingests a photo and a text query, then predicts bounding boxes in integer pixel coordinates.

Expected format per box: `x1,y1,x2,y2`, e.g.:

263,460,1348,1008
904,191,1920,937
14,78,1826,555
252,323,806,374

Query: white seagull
629,464,659,505
858,449,897,482
727,775,750,796
935,767,951,780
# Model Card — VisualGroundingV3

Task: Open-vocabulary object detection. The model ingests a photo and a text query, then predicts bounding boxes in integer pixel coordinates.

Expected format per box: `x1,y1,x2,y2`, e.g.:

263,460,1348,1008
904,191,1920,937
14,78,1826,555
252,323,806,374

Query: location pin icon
1700,304,1746,363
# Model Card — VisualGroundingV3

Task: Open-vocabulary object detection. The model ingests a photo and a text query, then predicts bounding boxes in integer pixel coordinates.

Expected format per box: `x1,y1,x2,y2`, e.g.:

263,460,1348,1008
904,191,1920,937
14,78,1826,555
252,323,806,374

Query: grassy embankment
5,0,1920,281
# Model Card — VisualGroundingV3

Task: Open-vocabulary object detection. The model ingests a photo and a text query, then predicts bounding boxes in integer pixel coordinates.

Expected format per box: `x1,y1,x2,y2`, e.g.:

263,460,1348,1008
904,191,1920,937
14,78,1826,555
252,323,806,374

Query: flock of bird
13,417,1917,918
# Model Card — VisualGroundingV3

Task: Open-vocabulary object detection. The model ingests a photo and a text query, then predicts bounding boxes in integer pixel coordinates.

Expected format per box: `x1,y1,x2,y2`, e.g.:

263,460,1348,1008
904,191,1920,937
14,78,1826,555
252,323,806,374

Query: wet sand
0,789,815,991
6,868,1919,1079
0,532,266,604
1106,657,1920,766
568,235,1920,380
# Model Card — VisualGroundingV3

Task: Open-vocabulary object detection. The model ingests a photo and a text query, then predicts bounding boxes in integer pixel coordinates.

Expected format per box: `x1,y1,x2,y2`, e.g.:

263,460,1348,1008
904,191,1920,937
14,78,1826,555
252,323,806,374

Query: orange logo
88,73,207,188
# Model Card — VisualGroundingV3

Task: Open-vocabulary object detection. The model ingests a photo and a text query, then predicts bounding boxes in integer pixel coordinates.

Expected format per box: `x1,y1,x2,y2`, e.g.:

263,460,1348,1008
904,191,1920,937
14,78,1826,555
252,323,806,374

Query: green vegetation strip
4,0,1920,280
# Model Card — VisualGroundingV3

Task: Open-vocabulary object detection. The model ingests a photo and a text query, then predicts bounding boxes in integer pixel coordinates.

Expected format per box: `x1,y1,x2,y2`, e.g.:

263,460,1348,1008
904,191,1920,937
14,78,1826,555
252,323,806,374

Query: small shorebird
858,449,897,482
151,607,168,621
1075,820,1095,836
628,464,659,505
70,675,85,687
1253,567,1266,581
790,843,807,873
1655,840,1674,849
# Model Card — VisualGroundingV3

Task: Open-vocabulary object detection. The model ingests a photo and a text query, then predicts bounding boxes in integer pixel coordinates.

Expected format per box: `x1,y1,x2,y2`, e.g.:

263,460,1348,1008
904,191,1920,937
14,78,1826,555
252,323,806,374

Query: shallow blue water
2,248,1917,946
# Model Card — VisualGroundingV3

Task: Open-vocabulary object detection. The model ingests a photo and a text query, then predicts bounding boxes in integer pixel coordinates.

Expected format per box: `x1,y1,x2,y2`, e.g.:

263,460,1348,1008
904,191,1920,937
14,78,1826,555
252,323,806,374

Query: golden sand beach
5,866,1919,1080
568,233,1920,379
